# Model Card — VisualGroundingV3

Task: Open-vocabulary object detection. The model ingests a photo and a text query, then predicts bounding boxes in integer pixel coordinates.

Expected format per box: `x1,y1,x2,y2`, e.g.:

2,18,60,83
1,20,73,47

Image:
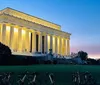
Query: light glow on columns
29,32,31,36
48,35,50,51
14,28,18,32
53,36,55,53
66,39,67,49
62,38,64,55
0,25,1,42
29,32,31,42
29,32,31,46
57,37,59,54
6,26,10,31
6,26,10,46
66,39,68,55
22,29,25,34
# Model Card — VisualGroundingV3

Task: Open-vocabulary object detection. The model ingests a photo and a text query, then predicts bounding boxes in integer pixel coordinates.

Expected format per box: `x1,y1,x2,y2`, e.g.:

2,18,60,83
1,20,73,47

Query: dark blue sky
0,0,100,58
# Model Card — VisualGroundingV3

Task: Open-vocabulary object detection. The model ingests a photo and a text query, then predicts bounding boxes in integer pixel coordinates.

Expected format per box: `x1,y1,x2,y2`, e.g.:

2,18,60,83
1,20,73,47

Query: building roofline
0,13,71,36
1,7,61,27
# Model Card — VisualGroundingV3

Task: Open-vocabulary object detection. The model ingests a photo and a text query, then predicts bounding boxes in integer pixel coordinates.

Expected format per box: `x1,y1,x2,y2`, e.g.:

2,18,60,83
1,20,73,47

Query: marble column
38,32,42,52
50,35,53,51
10,26,18,52
44,34,48,53
61,38,63,55
55,36,58,54
25,30,30,52
1,24,6,44
32,30,36,53
59,37,61,55
18,27,22,52
65,39,67,55
67,39,70,55
9,26,13,51
14,27,18,52
6,25,10,47
57,37,60,54
64,38,66,55
21,29,25,52
0,24,2,42
52,35,54,53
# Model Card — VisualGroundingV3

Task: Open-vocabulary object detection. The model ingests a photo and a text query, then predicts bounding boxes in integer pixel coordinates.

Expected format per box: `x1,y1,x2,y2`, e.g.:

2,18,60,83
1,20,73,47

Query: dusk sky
0,0,100,59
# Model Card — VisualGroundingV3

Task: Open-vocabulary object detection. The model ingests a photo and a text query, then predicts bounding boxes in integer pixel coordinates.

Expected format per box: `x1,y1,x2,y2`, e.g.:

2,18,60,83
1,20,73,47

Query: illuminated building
0,7,71,56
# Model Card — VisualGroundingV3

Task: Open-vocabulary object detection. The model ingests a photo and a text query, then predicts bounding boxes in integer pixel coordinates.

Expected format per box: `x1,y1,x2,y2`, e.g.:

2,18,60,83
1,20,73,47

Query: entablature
0,14,71,39
0,7,61,30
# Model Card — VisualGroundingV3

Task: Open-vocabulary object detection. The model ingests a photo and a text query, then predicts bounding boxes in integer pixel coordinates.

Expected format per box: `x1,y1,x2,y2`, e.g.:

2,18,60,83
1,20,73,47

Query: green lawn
0,65,100,85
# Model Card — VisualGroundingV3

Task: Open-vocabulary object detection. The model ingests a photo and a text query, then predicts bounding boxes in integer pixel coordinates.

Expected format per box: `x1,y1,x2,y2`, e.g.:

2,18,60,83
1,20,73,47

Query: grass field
0,65,100,85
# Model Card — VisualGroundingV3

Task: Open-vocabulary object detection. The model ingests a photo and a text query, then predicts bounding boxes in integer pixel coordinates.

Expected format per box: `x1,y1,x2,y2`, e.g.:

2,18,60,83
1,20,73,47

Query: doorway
42,36,45,53
36,34,39,52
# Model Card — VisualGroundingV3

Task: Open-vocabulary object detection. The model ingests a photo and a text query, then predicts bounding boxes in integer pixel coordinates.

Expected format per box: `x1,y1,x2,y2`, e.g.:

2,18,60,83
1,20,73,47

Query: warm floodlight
22,29,25,34
14,28,18,32
6,26,10,31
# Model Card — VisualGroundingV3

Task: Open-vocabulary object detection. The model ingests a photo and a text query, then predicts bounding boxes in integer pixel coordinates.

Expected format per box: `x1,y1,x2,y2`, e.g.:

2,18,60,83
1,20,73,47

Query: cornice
0,7,61,30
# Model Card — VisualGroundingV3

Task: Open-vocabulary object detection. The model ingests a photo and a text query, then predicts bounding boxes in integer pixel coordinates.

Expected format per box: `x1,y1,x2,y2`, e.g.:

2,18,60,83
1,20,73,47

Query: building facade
0,7,71,56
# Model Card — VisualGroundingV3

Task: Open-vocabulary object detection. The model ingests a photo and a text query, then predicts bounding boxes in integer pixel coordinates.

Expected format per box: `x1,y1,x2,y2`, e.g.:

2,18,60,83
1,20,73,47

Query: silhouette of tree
0,42,11,55
78,51,88,61
0,42,12,65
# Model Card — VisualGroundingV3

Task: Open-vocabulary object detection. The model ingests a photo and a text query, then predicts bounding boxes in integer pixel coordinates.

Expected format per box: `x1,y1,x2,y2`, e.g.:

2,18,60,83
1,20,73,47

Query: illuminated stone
0,7,71,56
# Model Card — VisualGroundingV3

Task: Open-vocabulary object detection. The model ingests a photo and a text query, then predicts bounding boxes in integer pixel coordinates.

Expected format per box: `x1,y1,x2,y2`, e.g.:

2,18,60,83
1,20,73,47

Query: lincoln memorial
0,7,71,56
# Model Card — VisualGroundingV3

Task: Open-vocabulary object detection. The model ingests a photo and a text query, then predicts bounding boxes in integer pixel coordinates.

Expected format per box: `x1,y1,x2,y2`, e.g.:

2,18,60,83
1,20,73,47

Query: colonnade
0,23,70,56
